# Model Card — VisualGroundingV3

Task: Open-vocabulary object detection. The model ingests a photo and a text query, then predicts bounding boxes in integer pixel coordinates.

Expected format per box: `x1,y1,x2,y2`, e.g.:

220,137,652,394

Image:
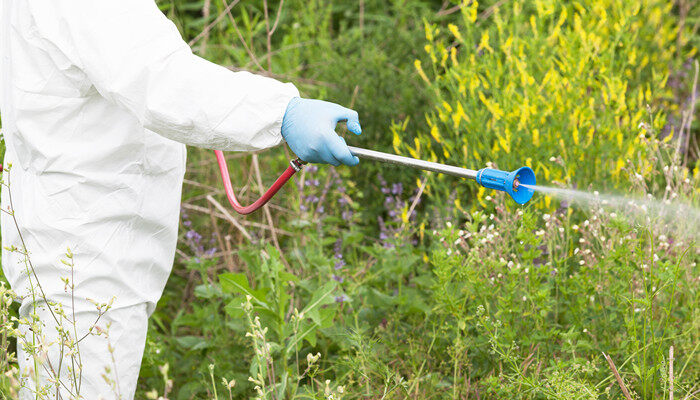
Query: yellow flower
478,92,504,120
414,60,430,83
477,31,493,53
467,1,478,23
448,24,463,42
430,125,442,143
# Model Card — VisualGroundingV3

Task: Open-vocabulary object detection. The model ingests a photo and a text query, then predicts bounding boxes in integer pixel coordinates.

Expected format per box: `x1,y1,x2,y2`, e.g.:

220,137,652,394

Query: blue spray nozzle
476,166,536,204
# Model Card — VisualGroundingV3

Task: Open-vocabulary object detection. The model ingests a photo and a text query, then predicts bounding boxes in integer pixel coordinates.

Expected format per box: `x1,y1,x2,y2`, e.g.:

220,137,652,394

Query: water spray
215,146,536,214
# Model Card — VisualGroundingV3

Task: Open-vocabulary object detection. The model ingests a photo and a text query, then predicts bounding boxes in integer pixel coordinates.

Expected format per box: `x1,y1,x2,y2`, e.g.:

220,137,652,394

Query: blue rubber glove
281,97,362,166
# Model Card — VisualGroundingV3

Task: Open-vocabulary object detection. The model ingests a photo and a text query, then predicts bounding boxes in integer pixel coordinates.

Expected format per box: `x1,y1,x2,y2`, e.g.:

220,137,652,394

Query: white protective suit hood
0,0,298,398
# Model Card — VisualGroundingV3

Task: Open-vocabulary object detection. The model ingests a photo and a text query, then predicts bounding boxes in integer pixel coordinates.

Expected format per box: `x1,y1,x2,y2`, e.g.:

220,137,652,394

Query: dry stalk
200,0,212,54
221,0,265,71
206,195,253,241
603,352,633,400
181,203,293,235
404,174,429,225
189,0,241,47
669,346,674,400
207,201,234,270
679,60,698,166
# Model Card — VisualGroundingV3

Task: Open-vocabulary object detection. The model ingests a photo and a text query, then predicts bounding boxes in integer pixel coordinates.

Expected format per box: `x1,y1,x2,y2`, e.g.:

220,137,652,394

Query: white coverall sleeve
25,0,299,151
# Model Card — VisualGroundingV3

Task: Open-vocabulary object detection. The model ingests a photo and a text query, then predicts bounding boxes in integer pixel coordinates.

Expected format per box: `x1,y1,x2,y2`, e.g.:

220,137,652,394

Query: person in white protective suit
0,0,363,398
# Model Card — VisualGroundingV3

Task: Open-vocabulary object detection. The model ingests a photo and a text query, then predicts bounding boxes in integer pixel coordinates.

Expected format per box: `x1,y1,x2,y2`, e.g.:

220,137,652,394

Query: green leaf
278,271,300,283
193,283,222,299
219,273,268,304
632,363,642,379
300,281,337,318
296,321,319,349
174,336,210,351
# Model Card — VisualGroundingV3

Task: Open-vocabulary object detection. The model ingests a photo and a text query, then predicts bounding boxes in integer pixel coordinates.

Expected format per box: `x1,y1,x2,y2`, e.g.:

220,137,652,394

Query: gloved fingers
332,106,362,136
320,150,341,166
327,135,359,166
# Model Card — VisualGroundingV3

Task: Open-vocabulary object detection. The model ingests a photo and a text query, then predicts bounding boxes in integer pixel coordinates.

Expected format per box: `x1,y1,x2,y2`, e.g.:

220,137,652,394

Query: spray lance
214,146,536,214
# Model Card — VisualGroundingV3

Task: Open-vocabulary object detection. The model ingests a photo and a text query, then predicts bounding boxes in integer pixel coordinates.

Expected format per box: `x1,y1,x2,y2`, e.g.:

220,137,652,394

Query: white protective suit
0,0,298,398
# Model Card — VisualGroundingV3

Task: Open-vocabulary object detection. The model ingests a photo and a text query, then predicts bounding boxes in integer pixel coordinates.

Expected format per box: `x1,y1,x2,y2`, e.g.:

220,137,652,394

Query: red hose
214,150,303,215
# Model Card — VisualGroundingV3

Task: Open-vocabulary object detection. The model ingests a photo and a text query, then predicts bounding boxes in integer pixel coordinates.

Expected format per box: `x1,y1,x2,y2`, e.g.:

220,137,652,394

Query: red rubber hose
214,150,303,215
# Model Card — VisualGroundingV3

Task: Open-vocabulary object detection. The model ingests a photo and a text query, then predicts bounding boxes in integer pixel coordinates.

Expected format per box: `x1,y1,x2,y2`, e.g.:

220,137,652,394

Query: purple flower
183,220,192,227
185,230,202,243
335,294,350,303
334,260,346,269
332,275,344,283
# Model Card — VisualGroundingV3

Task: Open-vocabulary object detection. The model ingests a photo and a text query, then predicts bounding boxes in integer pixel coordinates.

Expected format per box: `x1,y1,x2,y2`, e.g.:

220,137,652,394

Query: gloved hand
281,97,362,166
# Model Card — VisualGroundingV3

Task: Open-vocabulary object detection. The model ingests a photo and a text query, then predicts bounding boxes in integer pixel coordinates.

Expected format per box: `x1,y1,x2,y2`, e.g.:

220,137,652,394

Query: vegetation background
1,0,699,399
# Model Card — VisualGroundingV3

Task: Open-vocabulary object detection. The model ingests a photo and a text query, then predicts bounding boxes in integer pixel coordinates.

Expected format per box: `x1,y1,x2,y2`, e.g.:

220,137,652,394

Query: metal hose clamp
290,158,306,172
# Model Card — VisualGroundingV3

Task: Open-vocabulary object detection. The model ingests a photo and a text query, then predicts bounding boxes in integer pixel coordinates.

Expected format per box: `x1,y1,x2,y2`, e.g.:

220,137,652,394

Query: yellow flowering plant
396,0,696,208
